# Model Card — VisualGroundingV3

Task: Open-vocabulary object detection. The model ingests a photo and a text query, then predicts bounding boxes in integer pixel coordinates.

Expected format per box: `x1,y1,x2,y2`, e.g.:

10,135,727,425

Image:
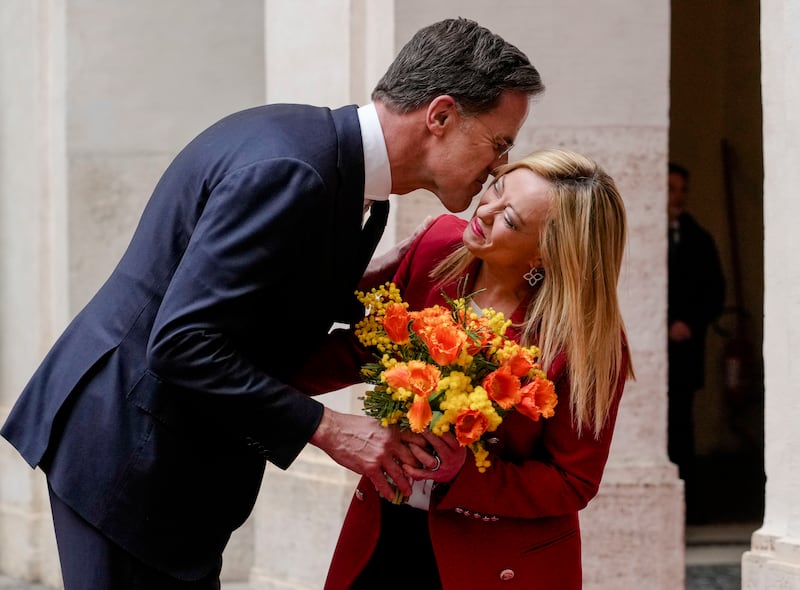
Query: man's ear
426,95,458,137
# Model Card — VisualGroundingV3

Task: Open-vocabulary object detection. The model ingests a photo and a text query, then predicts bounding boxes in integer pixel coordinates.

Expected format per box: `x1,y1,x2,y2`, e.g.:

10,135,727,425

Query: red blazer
301,215,627,590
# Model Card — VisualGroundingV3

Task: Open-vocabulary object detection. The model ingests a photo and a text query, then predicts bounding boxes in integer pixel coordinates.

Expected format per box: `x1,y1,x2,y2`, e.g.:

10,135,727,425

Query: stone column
248,2,396,588
742,0,800,587
0,1,67,585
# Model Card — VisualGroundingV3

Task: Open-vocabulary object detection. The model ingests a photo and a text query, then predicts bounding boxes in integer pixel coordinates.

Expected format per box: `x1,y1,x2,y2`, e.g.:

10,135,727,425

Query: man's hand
309,407,424,500
358,216,434,291
669,320,692,342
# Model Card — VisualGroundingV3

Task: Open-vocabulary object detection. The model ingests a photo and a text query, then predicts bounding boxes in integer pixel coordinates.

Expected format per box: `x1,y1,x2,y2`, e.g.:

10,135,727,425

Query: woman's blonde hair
433,148,634,437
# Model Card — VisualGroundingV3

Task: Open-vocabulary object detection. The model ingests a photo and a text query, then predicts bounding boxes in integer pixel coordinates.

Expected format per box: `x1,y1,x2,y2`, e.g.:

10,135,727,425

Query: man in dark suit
1,17,543,590
667,162,725,522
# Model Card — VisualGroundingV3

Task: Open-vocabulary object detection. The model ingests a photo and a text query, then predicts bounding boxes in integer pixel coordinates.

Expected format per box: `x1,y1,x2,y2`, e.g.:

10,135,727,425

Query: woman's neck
471,265,529,318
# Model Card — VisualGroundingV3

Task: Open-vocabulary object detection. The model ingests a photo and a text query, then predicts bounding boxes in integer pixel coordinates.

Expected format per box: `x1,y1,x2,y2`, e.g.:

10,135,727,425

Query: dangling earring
524,267,544,288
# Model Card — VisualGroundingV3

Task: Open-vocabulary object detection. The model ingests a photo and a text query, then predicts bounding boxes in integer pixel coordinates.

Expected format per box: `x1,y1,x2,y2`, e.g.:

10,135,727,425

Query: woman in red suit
295,148,635,589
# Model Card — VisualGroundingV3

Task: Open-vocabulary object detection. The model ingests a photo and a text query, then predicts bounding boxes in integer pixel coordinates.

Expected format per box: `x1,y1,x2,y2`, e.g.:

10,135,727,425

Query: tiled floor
0,560,748,590
684,522,753,590
0,524,754,590
686,564,741,590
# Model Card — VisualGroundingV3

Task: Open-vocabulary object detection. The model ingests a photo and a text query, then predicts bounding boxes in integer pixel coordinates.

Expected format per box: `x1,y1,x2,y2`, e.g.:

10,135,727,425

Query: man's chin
441,198,472,213
439,189,481,213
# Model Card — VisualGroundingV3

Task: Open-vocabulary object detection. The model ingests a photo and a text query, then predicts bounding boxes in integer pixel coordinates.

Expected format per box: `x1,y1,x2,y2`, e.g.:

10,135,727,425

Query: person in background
667,161,725,522
0,18,544,590
293,148,635,589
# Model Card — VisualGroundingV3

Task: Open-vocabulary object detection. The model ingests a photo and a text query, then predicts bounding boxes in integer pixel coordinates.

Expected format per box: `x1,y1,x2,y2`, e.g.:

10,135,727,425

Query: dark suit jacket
1,103,373,580
293,216,627,590
668,211,725,391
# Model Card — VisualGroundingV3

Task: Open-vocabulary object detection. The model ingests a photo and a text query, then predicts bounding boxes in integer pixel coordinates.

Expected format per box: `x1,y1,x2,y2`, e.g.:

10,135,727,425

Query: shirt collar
357,102,392,202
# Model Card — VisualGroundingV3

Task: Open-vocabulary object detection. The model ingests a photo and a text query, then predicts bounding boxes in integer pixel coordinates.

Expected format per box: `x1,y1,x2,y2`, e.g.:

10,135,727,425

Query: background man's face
668,172,688,219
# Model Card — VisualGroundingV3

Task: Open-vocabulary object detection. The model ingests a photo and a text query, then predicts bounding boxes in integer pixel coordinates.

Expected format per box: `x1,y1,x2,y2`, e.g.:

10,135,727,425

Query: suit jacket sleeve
147,158,331,467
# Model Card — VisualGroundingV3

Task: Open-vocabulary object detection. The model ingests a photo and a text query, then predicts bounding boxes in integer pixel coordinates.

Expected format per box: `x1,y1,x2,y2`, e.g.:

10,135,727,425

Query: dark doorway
669,0,764,527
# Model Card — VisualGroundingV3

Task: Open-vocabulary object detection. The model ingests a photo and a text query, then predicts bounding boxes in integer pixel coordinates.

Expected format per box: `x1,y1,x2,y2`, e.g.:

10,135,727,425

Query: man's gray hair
372,18,544,115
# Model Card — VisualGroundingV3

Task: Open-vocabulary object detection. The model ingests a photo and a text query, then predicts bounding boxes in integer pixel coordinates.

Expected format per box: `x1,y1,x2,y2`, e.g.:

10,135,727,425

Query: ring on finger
430,455,441,472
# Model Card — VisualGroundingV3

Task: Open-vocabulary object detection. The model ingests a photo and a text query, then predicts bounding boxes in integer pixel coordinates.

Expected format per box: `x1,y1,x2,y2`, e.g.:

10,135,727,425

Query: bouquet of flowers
354,281,557,474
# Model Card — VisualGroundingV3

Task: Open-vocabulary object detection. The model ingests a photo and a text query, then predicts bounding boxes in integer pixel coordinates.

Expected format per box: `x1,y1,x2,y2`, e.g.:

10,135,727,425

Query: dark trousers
350,501,442,590
667,386,700,520
48,485,221,590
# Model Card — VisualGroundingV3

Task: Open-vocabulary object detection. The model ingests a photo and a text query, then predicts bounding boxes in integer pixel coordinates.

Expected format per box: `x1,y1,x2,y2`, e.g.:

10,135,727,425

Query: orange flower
504,348,535,377
410,306,451,336
382,303,411,344
465,316,494,354
383,364,411,390
406,360,441,397
483,366,522,409
454,409,489,445
383,360,440,398
408,395,433,432
517,377,558,421
417,323,468,366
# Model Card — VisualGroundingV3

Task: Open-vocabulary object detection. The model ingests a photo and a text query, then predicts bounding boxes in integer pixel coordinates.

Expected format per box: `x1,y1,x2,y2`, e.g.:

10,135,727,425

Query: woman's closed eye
503,210,517,230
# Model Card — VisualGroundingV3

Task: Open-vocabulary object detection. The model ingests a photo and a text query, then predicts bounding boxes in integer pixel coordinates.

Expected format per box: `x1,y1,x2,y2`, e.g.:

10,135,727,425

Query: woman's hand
401,430,467,483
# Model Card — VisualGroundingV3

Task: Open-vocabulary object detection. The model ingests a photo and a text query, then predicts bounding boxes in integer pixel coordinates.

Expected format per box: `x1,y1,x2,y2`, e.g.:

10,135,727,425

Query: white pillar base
743,531,800,589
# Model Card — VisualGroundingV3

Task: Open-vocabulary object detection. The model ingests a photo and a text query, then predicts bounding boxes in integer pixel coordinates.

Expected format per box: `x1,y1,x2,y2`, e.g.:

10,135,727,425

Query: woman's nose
482,201,503,217
475,204,493,221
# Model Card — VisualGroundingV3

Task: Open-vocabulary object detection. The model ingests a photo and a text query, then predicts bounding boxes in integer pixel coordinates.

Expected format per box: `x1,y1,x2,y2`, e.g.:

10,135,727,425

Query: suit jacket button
499,569,515,581
355,488,365,501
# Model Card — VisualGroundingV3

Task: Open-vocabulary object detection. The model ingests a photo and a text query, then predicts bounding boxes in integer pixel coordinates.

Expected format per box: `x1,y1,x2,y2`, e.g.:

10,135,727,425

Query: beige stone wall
0,1,66,584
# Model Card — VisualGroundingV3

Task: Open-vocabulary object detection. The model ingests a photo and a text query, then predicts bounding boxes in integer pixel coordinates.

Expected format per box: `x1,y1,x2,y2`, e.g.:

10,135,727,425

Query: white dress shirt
357,103,392,209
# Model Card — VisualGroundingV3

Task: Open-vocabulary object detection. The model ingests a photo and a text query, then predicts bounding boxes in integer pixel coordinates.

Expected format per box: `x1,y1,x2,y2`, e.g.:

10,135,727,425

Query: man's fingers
370,475,399,502
368,462,411,500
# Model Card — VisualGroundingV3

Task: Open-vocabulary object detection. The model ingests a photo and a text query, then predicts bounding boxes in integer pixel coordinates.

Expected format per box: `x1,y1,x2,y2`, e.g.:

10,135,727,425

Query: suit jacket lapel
329,106,390,323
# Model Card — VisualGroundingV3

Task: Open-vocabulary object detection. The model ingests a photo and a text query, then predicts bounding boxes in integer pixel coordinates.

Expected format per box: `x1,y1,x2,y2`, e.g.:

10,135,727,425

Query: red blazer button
499,568,515,581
